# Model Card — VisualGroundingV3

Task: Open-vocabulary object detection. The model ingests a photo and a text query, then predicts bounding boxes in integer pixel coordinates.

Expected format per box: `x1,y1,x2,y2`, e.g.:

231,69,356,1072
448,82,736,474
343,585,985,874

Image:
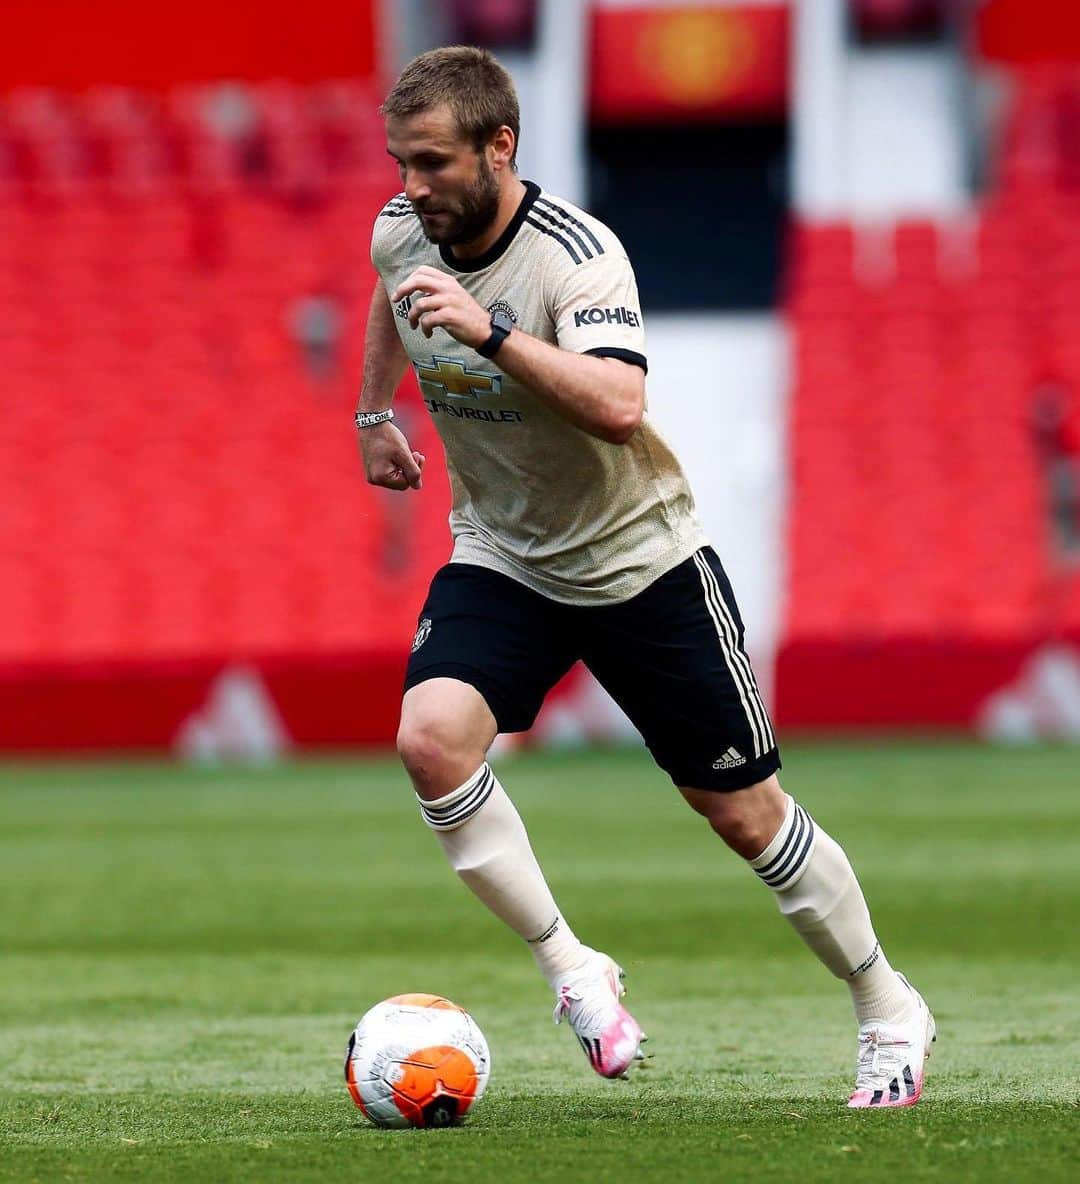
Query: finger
398,450,423,486
391,277,424,303
412,451,426,469
412,265,450,284
419,309,454,339
374,471,408,491
392,268,451,302
407,294,443,330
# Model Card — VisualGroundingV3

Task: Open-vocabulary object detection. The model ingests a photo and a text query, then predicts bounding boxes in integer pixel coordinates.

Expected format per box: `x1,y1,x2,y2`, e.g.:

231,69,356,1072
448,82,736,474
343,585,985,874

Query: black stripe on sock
422,765,488,812
756,806,810,885
424,771,493,827
760,813,816,888
420,767,494,829
755,805,804,878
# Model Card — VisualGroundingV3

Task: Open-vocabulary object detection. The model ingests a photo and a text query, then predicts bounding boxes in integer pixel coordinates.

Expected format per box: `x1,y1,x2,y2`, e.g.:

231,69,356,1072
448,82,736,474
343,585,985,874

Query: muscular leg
681,775,913,1025
397,677,498,799
397,678,589,984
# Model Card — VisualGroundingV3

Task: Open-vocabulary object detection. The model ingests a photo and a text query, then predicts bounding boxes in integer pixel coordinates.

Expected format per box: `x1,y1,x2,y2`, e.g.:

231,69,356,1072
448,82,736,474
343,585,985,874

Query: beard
414,158,501,246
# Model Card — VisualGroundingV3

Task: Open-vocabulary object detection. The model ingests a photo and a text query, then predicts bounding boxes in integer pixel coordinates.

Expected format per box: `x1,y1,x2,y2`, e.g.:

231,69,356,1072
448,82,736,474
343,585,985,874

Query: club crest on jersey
415,356,502,400
411,618,432,653
487,299,518,323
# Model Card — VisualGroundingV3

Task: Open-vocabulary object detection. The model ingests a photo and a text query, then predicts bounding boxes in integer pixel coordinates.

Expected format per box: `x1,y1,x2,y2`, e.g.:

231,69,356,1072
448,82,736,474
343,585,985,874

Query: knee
396,710,477,797
397,679,498,800
705,804,774,858
691,776,788,859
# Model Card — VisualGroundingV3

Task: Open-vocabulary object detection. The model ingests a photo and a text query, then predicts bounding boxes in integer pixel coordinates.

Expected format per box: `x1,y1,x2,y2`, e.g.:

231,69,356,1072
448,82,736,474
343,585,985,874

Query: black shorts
404,547,781,791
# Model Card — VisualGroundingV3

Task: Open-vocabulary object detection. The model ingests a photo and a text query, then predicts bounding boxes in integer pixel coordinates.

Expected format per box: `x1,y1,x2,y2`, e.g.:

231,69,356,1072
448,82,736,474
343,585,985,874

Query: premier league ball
344,994,491,1128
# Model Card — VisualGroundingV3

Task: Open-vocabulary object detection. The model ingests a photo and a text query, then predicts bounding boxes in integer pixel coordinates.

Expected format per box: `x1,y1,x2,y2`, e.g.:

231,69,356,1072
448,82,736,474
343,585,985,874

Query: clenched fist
358,418,426,491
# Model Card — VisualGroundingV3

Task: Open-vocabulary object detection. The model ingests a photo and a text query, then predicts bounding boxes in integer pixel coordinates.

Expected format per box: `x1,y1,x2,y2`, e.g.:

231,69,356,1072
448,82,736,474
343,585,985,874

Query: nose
403,169,430,204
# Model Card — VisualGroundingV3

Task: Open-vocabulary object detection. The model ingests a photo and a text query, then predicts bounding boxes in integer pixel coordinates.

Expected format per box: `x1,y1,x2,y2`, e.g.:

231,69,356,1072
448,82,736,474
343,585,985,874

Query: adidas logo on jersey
712,747,747,770
395,295,413,320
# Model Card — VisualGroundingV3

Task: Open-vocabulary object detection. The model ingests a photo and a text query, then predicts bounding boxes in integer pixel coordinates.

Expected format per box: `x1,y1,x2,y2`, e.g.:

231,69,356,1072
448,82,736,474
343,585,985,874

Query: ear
488,125,516,173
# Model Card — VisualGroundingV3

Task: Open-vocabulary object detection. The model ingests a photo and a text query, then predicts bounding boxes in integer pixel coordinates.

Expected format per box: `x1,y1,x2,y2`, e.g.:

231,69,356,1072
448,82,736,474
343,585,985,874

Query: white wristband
354,408,395,429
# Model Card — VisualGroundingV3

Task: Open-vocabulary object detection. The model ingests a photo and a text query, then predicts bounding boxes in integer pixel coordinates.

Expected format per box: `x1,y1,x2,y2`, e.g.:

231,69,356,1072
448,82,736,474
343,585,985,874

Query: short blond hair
381,46,520,168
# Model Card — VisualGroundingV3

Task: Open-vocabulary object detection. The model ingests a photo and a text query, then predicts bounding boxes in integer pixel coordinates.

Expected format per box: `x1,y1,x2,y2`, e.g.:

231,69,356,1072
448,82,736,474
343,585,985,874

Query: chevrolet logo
415,356,501,399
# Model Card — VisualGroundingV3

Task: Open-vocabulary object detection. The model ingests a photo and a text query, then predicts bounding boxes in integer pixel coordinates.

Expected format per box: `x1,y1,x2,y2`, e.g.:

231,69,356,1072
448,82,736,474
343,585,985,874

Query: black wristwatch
477,309,514,359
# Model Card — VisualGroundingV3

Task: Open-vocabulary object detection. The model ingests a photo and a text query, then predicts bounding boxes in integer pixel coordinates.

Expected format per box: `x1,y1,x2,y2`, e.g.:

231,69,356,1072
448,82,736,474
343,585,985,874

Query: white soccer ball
344,993,491,1128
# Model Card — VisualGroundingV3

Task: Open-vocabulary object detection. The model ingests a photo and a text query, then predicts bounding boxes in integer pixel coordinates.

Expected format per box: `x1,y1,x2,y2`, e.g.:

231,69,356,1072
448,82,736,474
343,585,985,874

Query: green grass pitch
2,742,1077,1182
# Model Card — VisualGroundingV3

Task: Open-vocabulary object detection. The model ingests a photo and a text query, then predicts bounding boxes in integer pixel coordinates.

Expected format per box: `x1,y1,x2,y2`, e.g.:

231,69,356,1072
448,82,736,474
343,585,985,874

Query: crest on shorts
411,618,432,653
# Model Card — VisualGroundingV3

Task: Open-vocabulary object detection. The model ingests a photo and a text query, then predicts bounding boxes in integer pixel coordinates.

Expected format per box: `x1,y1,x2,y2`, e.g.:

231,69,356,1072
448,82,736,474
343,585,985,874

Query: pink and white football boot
552,949,648,1080
847,973,936,1109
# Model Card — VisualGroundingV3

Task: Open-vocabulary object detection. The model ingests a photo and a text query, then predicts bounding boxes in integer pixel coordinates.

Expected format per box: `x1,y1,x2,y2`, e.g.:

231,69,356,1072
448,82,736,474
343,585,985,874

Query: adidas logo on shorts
712,746,747,770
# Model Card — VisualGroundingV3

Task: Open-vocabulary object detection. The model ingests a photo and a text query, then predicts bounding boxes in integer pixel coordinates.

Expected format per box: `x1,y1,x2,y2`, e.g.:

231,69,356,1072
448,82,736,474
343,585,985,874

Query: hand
358,419,426,491
392,266,490,349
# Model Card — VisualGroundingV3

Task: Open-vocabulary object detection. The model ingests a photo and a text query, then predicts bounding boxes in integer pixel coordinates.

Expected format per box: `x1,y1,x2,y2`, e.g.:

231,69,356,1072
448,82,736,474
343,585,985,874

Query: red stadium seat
783,64,1080,646
0,83,441,666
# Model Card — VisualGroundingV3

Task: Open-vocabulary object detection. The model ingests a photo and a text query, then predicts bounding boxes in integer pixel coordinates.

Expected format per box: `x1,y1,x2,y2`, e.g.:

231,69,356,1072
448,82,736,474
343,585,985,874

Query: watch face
492,310,514,333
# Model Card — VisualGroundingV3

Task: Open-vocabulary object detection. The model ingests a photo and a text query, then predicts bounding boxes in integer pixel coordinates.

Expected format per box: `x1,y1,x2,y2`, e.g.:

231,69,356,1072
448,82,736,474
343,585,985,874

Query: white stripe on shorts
691,550,776,760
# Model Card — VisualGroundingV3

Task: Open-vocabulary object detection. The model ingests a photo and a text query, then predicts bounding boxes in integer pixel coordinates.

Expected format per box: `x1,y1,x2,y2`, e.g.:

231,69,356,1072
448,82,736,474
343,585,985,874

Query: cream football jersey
370,180,707,605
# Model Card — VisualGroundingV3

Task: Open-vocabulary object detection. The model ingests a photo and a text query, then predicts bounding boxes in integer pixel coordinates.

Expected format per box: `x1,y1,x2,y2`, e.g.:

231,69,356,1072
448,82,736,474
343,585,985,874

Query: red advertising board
0,654,600,755
590,3,789,122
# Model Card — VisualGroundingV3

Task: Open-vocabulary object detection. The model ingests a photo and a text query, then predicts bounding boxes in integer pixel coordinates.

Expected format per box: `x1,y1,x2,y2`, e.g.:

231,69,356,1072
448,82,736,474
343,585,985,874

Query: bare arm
358,277,409,412
356,278,426,491
490,334,644,445
393,266,645,446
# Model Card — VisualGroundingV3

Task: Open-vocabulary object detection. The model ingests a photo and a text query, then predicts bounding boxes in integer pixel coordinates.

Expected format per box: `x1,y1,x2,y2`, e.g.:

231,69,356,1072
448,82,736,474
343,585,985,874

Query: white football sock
749,794,913,1025
418,763,589,986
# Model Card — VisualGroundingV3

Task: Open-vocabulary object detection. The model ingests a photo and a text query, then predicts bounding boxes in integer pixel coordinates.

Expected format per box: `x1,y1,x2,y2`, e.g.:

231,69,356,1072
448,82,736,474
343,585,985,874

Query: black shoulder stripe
529,204,594,261
380,194,413,218
535,197,604,256
525,215,582,264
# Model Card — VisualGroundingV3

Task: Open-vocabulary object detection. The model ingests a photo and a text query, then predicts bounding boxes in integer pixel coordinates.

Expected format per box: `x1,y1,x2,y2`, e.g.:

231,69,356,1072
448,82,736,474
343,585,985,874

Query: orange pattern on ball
385,993,463,1010
390,1045,480,1125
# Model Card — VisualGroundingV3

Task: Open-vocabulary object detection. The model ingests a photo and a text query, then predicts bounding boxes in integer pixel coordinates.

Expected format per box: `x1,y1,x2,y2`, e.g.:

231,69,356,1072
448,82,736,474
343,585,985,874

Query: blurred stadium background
1,0,1079,758
4,6,1080,1180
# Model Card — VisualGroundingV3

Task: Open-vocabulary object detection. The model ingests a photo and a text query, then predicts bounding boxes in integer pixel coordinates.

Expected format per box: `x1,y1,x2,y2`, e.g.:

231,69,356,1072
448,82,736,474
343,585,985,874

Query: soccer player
356,46,935,1108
